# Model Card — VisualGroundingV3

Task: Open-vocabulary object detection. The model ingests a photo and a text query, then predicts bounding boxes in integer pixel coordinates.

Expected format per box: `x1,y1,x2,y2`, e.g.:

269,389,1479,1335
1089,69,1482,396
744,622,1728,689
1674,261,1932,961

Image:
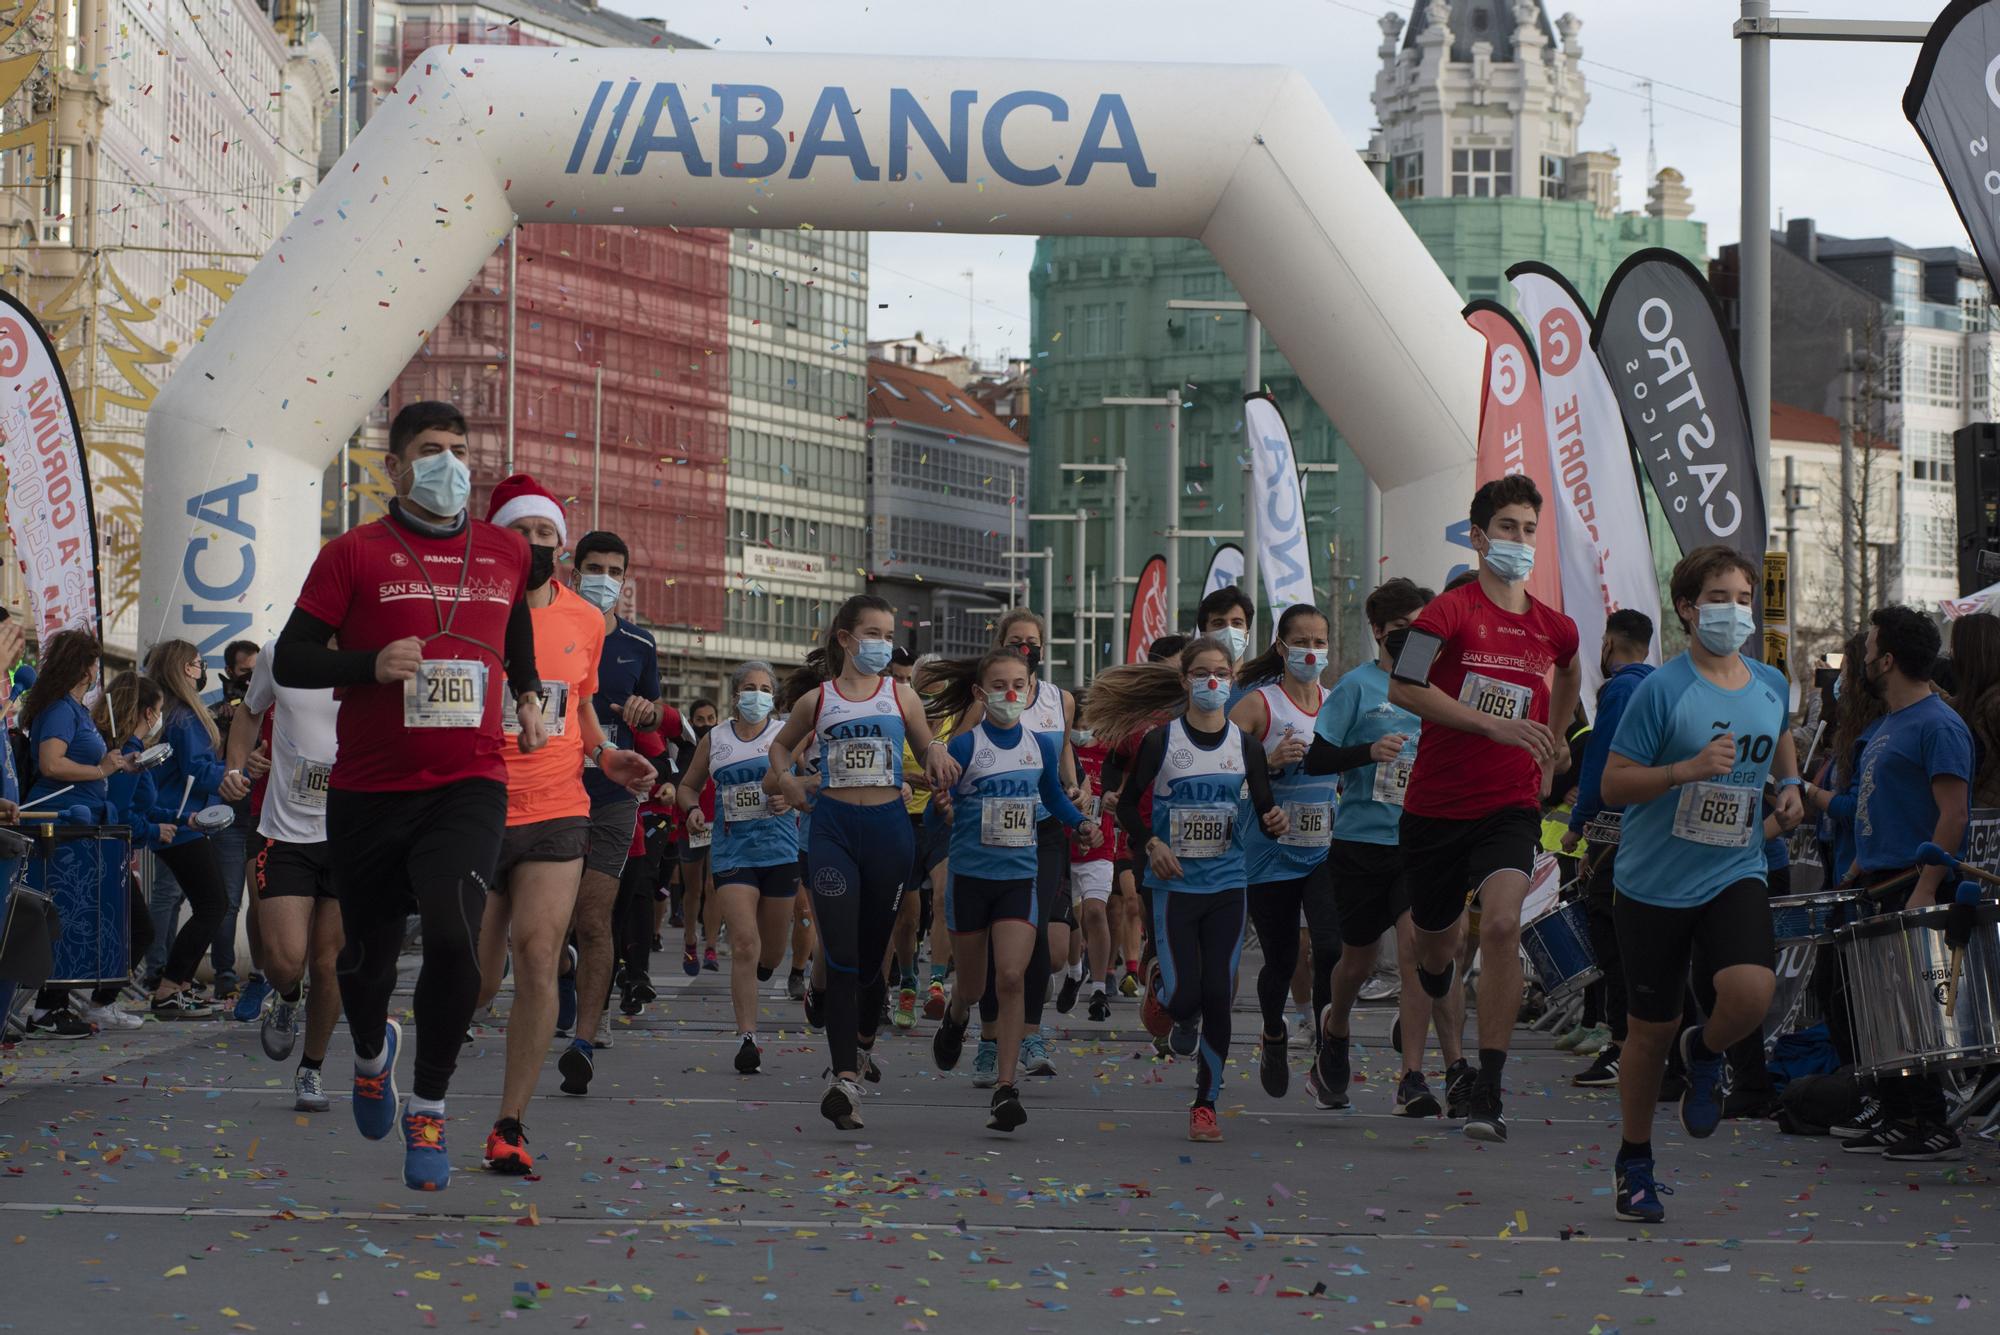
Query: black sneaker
1087,989,1111,1022
1840,1122,1901,1154
859,1047,883,1083
734,1035,762,1074
1573,1046,1621,1088
1882,1123,1963,1161
1056,973,1082,1014
1614,1155,1672,1224
1305,1035,1350,1110
1723,1087,1781,1121
786,971,806,1001
1393,1069,1441,1118
558,1041,594,1096
987,1083,1027,1133
619,984,644,1016
1258,1033,1290,1098
28,1007,93,1039
1829,1095,1883,1140
1444,1058,1476,1118
803,984,825,1030
1463,1081,1507,1143
932,1009,969,1071
148,992,216,1021
627,976,658,1005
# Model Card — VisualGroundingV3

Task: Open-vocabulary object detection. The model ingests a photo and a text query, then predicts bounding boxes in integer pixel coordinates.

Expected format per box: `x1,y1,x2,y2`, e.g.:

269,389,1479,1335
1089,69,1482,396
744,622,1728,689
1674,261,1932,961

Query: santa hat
486,472,567,546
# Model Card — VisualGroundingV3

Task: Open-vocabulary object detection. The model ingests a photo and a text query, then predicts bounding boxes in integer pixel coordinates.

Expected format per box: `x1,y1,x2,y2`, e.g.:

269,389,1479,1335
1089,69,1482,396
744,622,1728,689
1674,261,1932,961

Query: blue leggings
807,797,914,1075
1154,885,1247,1106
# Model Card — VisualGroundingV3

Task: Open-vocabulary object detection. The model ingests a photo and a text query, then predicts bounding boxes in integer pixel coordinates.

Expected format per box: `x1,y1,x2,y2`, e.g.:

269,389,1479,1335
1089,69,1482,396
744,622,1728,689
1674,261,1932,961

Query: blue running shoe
402,1104,451,1192
971,1039,999,1088
1615,1156,1672,1223
233,975,272,1023
1168,1017,1200,1058
353,1019,401,1141
1678,1027,1723,1139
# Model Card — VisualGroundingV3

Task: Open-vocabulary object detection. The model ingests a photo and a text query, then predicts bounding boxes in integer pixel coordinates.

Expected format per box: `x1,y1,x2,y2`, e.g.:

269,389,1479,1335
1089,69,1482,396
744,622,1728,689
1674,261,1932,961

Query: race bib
1672,781,1756,848
1581,811,1623,847
687,822,712,850
1458,672,1533,722
403,659,487,728
981,797,1036,847
1372,756,1413,807
287,758,332,811
1171,804,1234,859
825,737,895,788
502,679,569,736
722,782,770,822
1279,800,1333,848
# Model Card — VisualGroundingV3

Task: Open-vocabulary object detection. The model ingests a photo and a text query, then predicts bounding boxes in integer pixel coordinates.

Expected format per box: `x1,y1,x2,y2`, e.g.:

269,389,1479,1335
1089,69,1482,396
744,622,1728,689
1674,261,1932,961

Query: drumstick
16,784,76,810
1946,946,1966,1018
174,776,195,820
1914,841,2000,889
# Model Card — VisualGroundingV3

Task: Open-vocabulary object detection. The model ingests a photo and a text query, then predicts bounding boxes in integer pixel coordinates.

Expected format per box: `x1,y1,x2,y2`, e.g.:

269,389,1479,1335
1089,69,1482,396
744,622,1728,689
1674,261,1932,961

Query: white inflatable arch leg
140,49,1479,656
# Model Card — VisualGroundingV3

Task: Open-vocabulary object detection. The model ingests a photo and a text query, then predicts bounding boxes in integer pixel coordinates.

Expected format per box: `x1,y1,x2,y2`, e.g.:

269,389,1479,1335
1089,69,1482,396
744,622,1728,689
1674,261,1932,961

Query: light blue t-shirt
1854,692,1974,873
1609,653,1790,907
1314,661,1420,848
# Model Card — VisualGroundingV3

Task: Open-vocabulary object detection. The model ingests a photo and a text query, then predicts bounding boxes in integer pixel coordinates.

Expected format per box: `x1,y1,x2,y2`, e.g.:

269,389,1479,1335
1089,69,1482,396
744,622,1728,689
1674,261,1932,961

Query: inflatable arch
140,49,1481,657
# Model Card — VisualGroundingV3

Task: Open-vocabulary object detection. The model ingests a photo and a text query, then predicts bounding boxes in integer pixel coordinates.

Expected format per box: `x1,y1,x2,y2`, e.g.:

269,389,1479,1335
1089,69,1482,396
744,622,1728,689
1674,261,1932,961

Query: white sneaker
77,1000,144,1031
1358,975,1401,1002
595,1013,613,1049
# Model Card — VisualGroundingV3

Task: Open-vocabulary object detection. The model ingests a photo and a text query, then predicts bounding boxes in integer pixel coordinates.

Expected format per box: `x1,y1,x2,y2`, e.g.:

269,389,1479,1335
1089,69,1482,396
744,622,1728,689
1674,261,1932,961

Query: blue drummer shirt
1608,653,1790,908
1853,692,1973,873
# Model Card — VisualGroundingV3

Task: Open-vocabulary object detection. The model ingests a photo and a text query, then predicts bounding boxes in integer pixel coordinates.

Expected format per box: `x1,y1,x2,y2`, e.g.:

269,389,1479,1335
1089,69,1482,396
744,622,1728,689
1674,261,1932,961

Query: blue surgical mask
1695,602,1757,656
737,689,774,724
1070,728,1095,748
1483,538,1535,584
577,572,622,612
1214,627,1249,661
1284,645,1323,683
849,638,894,676
1191,677,1231,712
407,449,471,517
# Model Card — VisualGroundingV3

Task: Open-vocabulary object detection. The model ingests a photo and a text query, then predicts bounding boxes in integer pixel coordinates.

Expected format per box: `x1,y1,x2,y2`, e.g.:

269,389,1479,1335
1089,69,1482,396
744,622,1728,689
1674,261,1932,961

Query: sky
606,0,1960,366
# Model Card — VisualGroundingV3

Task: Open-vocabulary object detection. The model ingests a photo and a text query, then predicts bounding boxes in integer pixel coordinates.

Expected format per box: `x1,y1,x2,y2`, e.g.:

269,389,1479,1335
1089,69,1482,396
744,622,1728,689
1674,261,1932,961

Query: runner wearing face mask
1197,587,1256,709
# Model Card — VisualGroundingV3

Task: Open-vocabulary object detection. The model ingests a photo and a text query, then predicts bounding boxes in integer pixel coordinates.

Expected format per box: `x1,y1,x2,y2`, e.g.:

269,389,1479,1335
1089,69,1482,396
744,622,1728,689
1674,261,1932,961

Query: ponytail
1086,636,1237,746
916,647,1029,723
1234,602,1326,688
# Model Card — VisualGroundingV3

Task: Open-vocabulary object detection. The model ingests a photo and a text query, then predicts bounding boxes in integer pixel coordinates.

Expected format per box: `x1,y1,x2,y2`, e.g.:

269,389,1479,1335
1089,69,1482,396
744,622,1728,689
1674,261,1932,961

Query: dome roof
1403,0,1558,64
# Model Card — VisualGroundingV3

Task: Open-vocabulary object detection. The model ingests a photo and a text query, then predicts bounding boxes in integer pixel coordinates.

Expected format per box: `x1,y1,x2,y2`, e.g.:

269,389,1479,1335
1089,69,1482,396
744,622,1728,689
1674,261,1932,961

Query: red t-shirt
1401,580,1578,821
295,514,531,793
1072,742,1122,863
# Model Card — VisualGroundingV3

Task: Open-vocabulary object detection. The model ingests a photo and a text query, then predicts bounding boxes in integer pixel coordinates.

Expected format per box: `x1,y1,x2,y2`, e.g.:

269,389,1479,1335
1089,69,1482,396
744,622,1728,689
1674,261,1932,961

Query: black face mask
694,721,715,739
195,667,209,693
1599,652,1614,681
1014,645,1042,677
527,544,558,590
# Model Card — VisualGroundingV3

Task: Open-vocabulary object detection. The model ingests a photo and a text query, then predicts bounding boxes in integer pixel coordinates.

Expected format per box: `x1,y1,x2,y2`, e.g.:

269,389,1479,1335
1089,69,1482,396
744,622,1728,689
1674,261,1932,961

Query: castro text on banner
1243,393,1317,612
1907,0,2000,293
1508,263,1663,712
1464,299,1563,612
1127,554,1170,664
0,289,102,639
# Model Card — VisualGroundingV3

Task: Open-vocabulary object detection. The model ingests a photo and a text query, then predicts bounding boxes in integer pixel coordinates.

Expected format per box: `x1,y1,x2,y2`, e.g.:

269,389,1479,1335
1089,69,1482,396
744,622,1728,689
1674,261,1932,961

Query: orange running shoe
483,1118,533,1175
1188,1104,1222,1143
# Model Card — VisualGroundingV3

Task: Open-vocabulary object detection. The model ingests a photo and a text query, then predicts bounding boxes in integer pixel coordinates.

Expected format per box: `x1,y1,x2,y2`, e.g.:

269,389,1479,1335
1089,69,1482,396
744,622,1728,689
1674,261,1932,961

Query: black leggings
1582,853,1627,1043
1247,865,1340,1037
616,819,672,982
155,839,229,987
327,780,505,1102
982,817,1066,1028
807,797,912,1076
1153,885,1246,1106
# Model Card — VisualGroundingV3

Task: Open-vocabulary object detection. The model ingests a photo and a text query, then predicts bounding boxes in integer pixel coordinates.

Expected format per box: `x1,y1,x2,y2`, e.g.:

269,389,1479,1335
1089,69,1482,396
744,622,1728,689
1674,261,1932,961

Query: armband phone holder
1388,628,1443,686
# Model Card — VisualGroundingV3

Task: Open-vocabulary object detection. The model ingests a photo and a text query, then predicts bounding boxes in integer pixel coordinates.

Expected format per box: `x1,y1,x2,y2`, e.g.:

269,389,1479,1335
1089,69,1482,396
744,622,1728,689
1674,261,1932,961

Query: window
1391,151,1423,200
40,145,74,245
1539,154,1566,200
950,396,981,416
1451,147,1513,198
1960,278,1992,333
1113,302,1128,354
1082,304,1108,356
1907,341,1964,409
1892,257,1924,323
62,0,82,72
875,378,907,400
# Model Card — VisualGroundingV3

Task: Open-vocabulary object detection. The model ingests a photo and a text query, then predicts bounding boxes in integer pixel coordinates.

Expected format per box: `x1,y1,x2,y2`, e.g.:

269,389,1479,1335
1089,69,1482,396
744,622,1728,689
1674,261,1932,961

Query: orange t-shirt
501,582,606,825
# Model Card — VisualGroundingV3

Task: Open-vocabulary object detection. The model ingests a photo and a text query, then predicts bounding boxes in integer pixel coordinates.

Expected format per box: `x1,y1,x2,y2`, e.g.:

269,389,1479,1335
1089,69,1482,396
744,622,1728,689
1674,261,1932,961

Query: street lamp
1062,460,1128,663
1028,509,1091,687
1101,392,1182,628
1167,298,1263,634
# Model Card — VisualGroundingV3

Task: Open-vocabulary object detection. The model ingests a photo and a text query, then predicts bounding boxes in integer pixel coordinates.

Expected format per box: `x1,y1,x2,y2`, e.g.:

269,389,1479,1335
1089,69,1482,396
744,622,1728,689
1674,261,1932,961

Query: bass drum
1834,902,2000,1079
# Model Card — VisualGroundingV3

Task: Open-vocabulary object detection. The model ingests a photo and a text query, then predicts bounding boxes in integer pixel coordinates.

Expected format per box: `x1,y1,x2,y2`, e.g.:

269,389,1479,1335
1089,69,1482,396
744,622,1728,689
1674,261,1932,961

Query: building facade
1028,0,1705,671
864,358,1028,662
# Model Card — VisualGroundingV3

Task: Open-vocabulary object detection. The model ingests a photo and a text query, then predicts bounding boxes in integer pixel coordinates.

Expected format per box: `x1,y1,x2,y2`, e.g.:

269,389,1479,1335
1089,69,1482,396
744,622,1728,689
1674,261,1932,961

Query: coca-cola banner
1127,554,1169,664
1463,299,1562,612
1907,0,2000,292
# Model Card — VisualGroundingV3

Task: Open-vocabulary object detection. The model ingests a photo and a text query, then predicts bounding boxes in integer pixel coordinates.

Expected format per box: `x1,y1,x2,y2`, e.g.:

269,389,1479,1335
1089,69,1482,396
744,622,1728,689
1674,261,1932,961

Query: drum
23,824,134,989
1834,902,2000,1079
1520,898,1600,1001
1768,890,1856,946
189,805,236,834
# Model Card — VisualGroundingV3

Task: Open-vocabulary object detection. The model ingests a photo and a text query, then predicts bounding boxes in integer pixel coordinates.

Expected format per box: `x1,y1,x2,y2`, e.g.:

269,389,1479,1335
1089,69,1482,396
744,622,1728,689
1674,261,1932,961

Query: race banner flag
1203,543,1245,598
1907,1,2000,292
1592,249,1768,586
1127,554,1170,664
1508,263,1663,711
1463,299,1563,611
1244,393,1317,612
0,288,102,639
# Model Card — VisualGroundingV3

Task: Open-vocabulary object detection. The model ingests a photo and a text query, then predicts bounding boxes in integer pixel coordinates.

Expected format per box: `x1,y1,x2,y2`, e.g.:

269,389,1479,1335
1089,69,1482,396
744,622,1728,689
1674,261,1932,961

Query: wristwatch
589,741,609,764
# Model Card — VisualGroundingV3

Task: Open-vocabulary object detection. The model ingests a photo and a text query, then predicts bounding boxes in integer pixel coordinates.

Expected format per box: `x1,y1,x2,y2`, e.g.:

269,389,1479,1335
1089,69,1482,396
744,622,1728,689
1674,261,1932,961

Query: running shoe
353,1020,401,1141
859,1048,884,1083
1258,1033,1289,1098
1882,1123,1963,1161
1307,1032,1350,1110
1087,989,1111,1022
232,975,272,1023
556,947,578,1038
734,1035,763,1074
483,1118,533,1175
803,984,825,1030
1020,1031,1056,1075
683,944,700,977
1357,973,1400,1002
294,1066,330,1112
558,1040,594,1096
148,992,216,1021
1553,1022,1589,1052
1677,1028,1723,1140
1167,1017,1199,1058
652,933,665,952
261,993,301,1060
1119,970,1140,998
1140,962,1172,1039
76,999,143,1031
627,974,658,1006
1829,1095,1883,1139
923,979,947,1019
821,1076,865,1130
703,946,720,972
594,1014,613,1050
894,986,917,1030
788,970,807,1001
988,1083,1027,1132
1187,1104,1223,1142
933,1010,969,1071
1056,972,1082,1014
1574,1026,1611,1056
1462,1081,1507,1143
1723,1087,1781,1121
1574,1048,1621,1088
1840,1123,1901,1154
1393,1069,1441,1118
1444,1059,1477,1119
212,975,241,1003
972,1039,1000,1087
1615,1156,1671,1224
402,1106,451,1191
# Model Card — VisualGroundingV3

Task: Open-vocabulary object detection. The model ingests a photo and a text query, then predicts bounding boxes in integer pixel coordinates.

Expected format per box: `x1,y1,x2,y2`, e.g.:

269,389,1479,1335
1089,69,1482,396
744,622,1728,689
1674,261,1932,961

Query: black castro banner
1907,1,2000,292
1592,248,1767,576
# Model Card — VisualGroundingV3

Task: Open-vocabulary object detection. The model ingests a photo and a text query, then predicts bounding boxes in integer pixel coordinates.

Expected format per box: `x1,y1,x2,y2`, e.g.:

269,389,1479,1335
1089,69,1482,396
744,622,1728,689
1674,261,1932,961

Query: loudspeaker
1954,423,2000,595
